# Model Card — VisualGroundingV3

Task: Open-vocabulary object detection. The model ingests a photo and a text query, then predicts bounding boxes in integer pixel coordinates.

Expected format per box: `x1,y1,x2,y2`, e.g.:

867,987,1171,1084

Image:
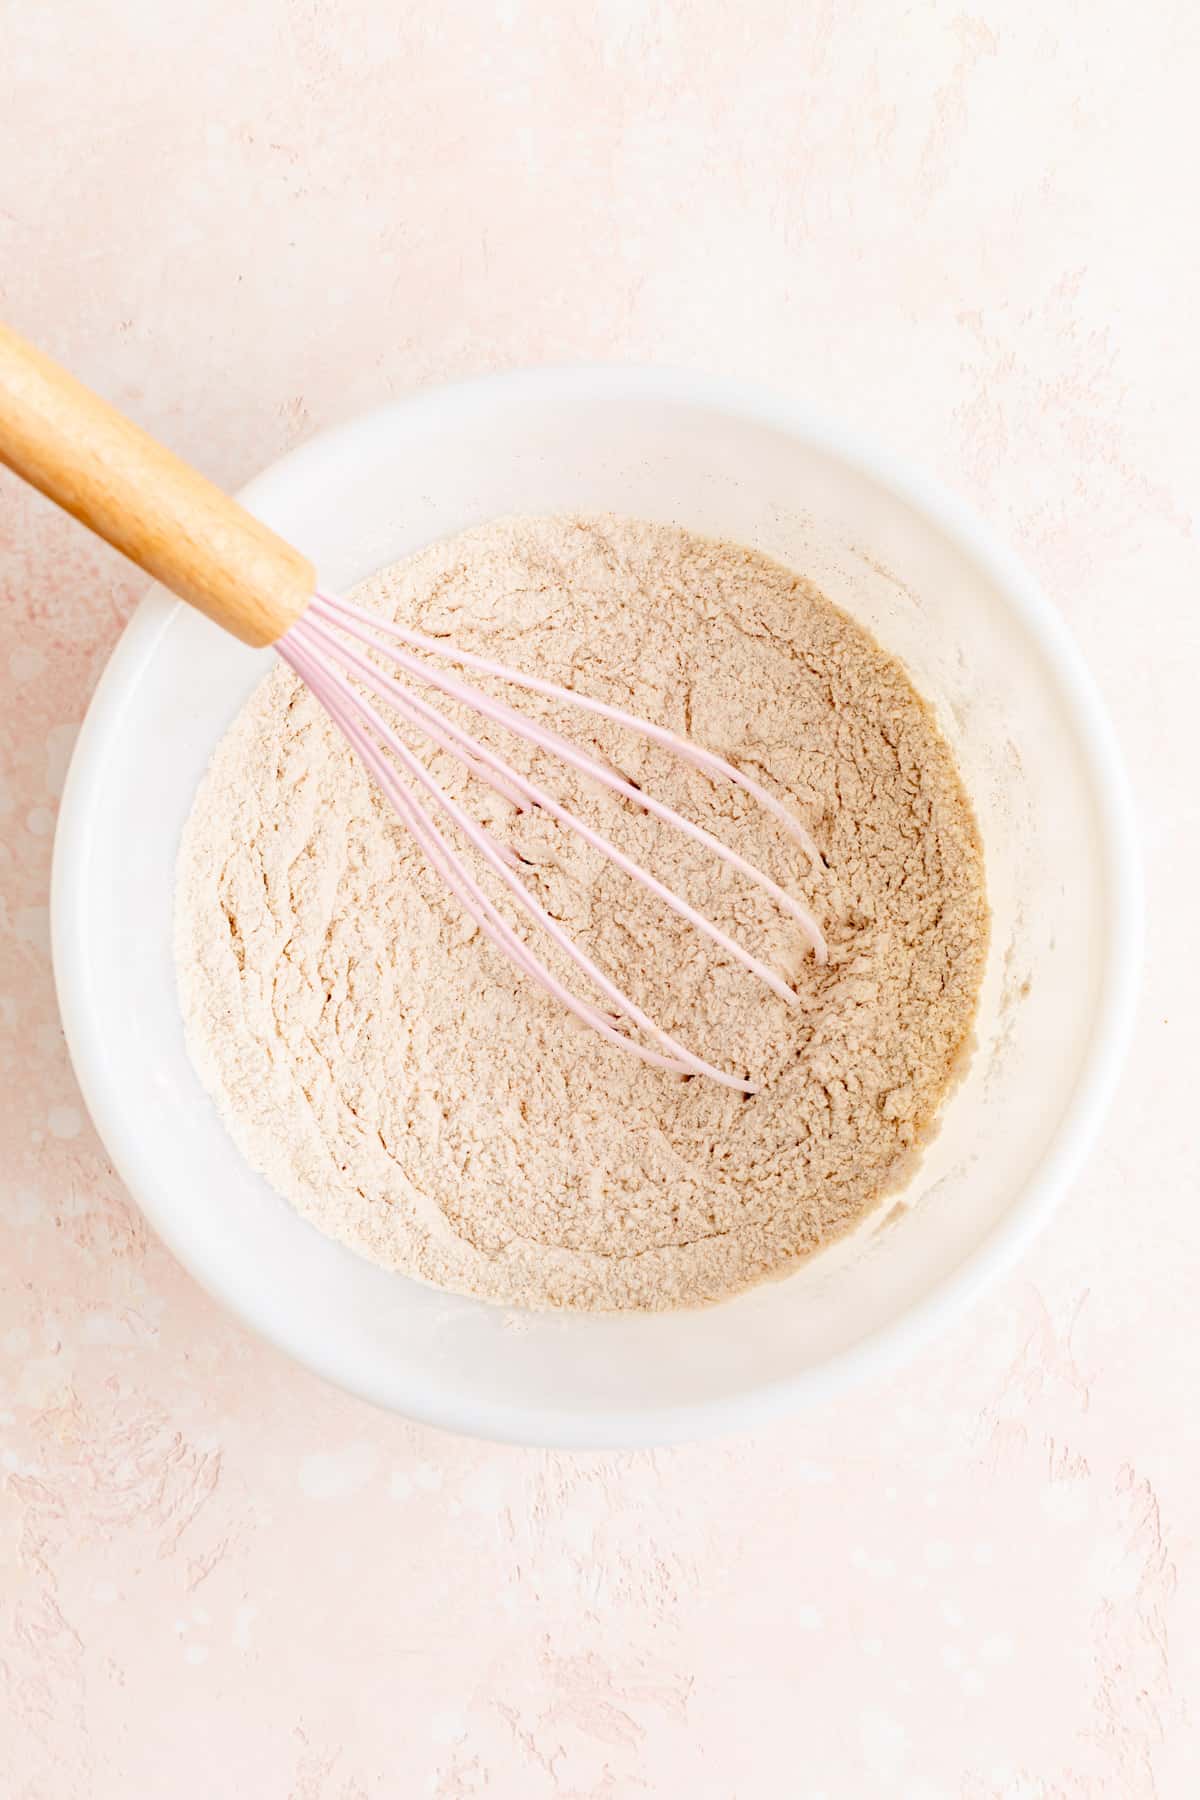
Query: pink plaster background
2,2,1198,1794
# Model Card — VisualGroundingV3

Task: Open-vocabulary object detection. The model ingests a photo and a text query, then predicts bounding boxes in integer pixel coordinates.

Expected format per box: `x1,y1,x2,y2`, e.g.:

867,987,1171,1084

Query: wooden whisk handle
0,320,314,647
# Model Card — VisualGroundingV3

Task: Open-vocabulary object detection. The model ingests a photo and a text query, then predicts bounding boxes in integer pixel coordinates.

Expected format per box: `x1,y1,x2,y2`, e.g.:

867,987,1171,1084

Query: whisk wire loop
278,592,827,1091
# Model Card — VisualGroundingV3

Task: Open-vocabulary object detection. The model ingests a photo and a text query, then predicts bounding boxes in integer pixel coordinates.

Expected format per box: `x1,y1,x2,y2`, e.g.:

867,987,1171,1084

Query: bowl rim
50,364,1143,1447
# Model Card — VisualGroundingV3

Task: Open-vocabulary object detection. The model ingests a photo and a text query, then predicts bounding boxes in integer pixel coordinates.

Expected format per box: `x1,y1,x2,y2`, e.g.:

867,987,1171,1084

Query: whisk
0,321,825,1091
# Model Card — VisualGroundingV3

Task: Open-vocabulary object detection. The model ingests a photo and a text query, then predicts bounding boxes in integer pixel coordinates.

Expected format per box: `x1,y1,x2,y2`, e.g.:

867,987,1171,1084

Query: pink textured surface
1,3,1197,1794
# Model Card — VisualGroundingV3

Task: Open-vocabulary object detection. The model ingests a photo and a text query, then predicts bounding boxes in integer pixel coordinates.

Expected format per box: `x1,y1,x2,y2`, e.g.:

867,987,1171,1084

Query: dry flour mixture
175,515,988,1311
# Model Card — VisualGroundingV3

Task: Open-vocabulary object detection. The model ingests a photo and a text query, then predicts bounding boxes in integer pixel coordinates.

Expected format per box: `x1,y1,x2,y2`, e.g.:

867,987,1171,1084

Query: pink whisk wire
277,591,827,1092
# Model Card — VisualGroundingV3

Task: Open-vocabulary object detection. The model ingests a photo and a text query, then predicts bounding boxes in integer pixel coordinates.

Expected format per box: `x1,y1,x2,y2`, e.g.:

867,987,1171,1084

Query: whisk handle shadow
0,318,313,647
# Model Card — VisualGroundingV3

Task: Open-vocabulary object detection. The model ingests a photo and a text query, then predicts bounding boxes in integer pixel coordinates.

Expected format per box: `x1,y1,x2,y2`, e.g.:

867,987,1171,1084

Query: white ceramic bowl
51,368,1140,1447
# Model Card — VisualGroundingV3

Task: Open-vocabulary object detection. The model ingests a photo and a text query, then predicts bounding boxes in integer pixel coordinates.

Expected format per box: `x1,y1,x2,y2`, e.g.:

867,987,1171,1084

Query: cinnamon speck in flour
175,515,988,1311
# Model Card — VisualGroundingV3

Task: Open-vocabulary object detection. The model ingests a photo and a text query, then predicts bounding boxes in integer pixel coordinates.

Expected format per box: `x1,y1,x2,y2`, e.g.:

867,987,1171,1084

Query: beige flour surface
175,516,988,1311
